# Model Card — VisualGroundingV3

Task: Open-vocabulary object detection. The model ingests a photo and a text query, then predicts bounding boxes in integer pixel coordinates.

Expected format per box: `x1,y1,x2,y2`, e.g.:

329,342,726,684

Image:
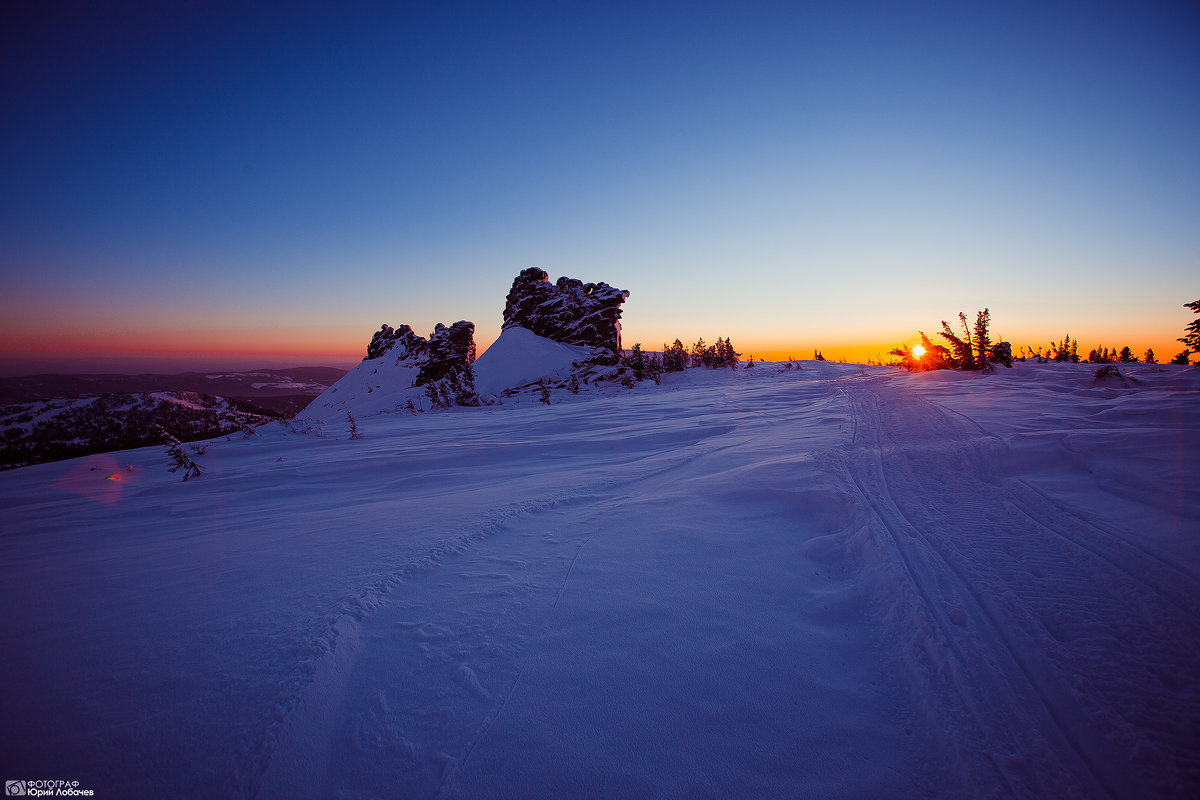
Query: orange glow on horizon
1,317,1190,370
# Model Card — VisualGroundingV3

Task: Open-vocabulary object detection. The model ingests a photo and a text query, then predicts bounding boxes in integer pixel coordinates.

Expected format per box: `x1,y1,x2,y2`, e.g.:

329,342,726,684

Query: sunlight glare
912,345,926,359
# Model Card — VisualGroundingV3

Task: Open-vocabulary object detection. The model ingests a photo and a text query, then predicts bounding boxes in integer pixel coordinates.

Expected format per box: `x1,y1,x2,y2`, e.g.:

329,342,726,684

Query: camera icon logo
5,781,26,796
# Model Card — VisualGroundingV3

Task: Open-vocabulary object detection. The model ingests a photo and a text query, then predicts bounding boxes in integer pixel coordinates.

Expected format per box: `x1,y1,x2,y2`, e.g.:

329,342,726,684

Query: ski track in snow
2,362,1197,798
839,376,1200,799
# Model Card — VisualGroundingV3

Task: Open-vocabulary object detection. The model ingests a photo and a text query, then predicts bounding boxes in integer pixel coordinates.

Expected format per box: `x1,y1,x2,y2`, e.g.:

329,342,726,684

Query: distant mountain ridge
0,366,347,414
0,367,348,470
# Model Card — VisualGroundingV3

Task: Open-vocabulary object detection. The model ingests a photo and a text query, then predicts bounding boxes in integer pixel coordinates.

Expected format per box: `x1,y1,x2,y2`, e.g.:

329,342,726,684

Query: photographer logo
4,781,92,797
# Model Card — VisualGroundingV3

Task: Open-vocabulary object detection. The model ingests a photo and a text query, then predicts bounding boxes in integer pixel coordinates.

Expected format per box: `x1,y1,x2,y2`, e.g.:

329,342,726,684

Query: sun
912,345,926,359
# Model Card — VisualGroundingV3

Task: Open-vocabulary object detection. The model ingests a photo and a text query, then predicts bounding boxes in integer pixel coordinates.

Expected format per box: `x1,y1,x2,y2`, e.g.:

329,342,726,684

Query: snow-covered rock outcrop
300,321,480,420
502,267,630,365
365,320,476,385
303,268,633,417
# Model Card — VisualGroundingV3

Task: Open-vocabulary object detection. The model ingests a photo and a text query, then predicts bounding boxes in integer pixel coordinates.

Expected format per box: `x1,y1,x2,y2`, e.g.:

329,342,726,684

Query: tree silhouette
973,309,992,370
1179,300,1200,355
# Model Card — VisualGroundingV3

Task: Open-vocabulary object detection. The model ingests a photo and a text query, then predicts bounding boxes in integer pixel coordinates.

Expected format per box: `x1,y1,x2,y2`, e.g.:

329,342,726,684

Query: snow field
1,360,1197,798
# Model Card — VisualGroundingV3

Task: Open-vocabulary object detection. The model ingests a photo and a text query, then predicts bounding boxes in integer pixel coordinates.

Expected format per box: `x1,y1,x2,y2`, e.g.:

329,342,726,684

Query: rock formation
366,320,476,385
501,267,630,364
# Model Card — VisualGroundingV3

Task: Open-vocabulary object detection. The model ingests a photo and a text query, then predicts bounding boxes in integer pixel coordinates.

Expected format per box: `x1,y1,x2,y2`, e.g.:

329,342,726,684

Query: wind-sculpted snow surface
1,362,1197,798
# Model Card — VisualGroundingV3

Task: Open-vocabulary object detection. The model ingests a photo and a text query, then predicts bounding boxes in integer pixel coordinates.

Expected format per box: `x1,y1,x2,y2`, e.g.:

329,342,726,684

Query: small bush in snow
156,425,202,481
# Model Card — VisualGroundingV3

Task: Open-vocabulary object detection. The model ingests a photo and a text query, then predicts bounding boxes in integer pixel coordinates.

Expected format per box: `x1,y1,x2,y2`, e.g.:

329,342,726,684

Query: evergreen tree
938,315,974,369
1179,300,1200,355
690,338,707,368
1118,346,1136,363
645,350,663,383
425,382,448,409
347,412,361,440
918,332,953,370
1070,338,1079,363
671,339,689,372
567,372,580,394
707,338,722,368
723,338,739,368
538,379,551,405
973,309,992,370
660,341,684,373
1171,349,1192,365
624,342,647,381
1143,348,1157,364
888,345,916,369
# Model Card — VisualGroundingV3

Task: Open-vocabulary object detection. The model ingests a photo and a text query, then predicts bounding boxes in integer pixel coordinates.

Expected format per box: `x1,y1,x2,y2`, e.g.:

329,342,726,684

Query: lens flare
912,345,926,358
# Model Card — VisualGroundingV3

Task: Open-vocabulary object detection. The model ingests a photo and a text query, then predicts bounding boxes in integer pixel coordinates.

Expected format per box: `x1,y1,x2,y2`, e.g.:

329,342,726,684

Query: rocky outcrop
366,320,478,395
502,267,630,364
366,324,424,361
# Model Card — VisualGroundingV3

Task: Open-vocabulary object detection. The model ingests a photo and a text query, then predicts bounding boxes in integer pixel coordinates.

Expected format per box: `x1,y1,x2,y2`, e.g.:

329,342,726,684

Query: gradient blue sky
2,0,1197,373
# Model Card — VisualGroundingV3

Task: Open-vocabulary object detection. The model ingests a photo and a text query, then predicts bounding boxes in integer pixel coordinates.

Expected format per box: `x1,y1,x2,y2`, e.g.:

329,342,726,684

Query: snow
148,391,211,410
300,359,423,421
1,361,1197,798
249,381,325,391
471,326,594,396
301,326,595,422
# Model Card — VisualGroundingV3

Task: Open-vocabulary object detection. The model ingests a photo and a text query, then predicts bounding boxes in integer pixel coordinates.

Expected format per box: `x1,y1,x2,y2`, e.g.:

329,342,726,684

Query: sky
2,0,1198,374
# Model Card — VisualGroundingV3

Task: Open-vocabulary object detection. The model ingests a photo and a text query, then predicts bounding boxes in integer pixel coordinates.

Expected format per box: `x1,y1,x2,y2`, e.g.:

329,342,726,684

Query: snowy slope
299,357,424,421
471,326,594,396
1,362,1197,798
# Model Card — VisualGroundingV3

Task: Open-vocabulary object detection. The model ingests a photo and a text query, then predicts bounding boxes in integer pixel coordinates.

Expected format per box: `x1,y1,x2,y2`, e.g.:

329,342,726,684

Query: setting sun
912,345,926,359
